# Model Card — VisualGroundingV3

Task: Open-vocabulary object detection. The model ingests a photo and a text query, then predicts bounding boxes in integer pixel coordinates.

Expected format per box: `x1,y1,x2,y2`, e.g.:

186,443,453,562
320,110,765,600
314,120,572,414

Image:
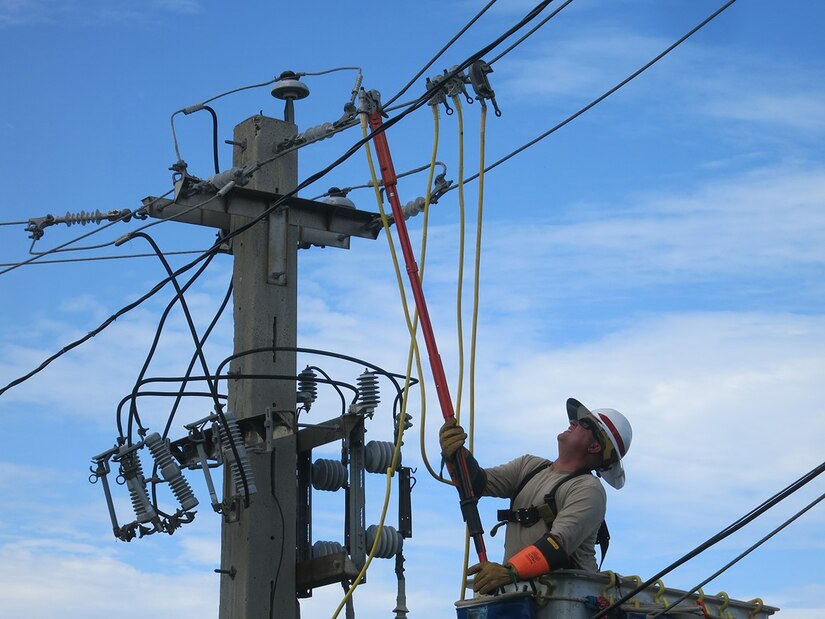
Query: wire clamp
469,60,502,116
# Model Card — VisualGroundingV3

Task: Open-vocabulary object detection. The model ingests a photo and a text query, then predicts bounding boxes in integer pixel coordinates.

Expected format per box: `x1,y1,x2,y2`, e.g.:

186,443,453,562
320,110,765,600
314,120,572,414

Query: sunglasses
578,416,616,463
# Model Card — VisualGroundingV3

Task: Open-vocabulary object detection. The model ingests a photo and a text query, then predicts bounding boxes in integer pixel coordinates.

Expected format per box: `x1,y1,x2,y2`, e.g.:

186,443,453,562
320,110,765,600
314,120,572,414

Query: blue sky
1,1,824,618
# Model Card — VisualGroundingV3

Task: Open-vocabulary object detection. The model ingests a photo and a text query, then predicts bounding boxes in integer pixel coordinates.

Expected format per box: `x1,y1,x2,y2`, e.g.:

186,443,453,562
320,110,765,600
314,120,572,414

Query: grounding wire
382,0,499,109
651,490,825,618
269,449,287,619
450,0,740,193
591,457,825,619
0,0,559,398
487,0,575,65
0,189,173,276
120,246,218,438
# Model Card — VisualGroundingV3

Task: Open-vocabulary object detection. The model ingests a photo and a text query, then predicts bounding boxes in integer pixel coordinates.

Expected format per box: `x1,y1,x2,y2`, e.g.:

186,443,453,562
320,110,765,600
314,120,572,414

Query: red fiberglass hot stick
364,92,488,564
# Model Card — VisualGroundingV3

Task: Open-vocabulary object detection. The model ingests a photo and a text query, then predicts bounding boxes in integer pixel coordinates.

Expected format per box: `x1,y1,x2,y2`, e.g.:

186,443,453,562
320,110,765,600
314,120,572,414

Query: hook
747,598,765,619
653,579,669,608
600,570,617,603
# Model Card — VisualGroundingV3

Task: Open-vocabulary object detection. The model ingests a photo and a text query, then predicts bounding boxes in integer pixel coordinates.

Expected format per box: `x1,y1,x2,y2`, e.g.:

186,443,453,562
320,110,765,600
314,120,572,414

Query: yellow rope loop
652,579,669,608
626,576,643,608
716,591,732,619
747,598,765,619
600,570,617,603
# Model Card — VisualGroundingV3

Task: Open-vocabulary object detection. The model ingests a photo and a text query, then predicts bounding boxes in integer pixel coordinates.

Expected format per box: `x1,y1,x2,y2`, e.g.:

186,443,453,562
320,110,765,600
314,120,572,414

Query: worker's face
558,418,602,455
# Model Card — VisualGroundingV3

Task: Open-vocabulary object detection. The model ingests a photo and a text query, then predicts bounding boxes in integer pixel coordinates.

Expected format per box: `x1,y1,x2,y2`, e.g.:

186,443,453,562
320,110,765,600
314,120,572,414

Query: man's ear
587,441,603,455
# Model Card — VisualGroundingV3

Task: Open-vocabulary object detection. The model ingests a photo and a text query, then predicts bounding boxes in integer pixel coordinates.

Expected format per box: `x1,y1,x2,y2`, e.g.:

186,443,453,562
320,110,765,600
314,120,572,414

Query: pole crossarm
143,187,383,248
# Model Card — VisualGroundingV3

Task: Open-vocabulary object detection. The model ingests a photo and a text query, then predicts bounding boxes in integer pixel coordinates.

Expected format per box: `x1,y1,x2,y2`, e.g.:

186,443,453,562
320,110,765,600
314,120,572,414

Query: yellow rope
451,94,466,426
459,101,489,601
416,105,454,484
332,115,419,619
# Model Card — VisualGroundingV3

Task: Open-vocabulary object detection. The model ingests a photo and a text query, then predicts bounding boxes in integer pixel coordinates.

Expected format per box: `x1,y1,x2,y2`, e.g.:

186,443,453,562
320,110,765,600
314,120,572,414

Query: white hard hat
566,398,632,490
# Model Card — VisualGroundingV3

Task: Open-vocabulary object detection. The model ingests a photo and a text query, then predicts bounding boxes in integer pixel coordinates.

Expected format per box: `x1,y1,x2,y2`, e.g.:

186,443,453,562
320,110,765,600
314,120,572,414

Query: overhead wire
488,0,575,65
382,0,500,109
592,458,825,619
0,189,173,276
0,249,211,267
651,490,825,618
450,0,740,192
1,0,568,399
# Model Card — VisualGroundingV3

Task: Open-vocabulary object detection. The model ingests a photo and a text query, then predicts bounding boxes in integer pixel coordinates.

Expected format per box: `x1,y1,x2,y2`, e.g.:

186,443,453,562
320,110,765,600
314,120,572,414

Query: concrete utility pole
219,115,300,619
145,113,380,619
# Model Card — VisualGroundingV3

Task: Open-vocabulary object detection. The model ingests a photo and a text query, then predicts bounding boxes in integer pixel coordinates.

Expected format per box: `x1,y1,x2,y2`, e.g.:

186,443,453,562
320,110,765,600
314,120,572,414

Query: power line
591,457,825,619
651,489,825,618
383,0,500,109
452,0,739,191
0,249,210,267
0,189,174,276
0,0,562,398
488,0,575,65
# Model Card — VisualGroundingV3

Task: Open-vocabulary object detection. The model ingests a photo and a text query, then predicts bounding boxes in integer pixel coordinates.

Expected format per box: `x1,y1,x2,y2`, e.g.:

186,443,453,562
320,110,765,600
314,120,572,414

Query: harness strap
493,464,611,568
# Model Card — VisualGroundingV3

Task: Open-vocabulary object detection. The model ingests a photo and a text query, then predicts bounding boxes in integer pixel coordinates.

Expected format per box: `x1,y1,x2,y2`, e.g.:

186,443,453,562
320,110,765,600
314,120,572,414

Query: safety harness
491,462,611,570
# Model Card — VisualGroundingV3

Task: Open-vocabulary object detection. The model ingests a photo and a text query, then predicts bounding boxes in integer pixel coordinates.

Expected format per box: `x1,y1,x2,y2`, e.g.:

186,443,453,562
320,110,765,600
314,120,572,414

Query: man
439,397,632,594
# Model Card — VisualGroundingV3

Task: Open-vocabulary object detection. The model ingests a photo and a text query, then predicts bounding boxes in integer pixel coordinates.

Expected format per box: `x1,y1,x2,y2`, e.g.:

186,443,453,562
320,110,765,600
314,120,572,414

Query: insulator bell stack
311,458,347,491
144,432,199,511
365,440,399,473
357,369,380,413
297,366,319,410
312,540,344,559
218,411,257,496
118,445,158,526
366,524,403,559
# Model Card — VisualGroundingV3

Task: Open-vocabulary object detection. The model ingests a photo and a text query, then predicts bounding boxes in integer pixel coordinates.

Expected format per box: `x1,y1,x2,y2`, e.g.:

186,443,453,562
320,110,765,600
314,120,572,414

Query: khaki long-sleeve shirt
483,454,606,572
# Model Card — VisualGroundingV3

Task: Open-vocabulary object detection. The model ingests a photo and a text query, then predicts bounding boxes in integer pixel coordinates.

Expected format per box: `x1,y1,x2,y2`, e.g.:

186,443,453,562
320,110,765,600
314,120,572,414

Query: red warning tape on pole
365,94,487,564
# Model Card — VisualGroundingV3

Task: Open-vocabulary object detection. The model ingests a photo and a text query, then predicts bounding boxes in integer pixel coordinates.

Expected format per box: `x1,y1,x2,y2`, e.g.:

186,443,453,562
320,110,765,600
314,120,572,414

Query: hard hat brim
566,398,626,490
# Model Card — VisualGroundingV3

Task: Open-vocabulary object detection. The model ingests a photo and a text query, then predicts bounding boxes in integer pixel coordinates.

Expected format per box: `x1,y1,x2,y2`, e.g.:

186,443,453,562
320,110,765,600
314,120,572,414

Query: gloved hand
467,561,515,594
439,418,467,458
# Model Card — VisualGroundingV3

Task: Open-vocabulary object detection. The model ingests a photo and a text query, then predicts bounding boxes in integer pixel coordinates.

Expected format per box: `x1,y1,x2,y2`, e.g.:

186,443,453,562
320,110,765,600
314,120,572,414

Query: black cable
119,248,217,438
127,233,222,443
0,0,550,399
454,0,740,191
652,490,825,618
305,365,348,417
150,276,233,511
488,0,574,65
591,458,825,619
201,105,221,174
383,0,500,109
161,278,233,441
